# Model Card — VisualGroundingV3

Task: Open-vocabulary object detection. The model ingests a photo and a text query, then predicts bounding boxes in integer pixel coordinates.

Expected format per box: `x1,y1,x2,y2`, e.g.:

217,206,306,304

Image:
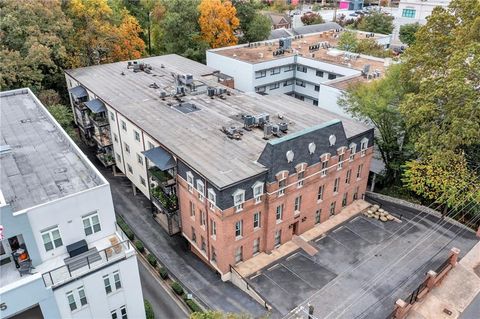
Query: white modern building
393,0,450,44
0,89,145,319
207,29,392,118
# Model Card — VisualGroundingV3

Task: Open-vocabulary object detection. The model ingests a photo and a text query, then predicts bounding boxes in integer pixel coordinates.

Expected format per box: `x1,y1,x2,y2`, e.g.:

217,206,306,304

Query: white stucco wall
206,51,255,92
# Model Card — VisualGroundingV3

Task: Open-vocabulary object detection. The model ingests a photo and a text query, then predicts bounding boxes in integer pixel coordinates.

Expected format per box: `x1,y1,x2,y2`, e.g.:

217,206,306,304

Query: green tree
357,12,394,34
190,310,254,319
301,12,325,25
0,0,74,92
244,14,271,42
339,65,412,184
399,23,420,46
400,0,480,211
337,31,359,52
46,104,78,141
144,299,154,319
234,0,256,34
158,0,208,62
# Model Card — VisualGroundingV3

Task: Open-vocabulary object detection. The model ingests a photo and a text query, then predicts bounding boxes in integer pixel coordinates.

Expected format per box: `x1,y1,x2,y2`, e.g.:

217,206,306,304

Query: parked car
349,13,359,17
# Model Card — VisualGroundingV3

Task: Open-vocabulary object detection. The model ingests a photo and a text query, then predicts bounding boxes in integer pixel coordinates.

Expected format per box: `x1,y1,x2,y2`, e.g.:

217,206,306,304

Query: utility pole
333,0,338,22
147,11,152,56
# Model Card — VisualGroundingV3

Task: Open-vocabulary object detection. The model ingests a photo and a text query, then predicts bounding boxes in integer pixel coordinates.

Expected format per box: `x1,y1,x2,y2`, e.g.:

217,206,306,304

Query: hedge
144,299,155,319
116,216,134,240
158,267,168,280
134,240,145,253
171,282,183,295
147,254,157,267
186,299,202,313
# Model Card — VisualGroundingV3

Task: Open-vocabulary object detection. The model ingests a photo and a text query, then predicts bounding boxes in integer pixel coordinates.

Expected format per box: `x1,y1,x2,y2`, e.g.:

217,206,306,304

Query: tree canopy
357,12,394,35
399,23,420,46
301,12,324,25
198,0,239,48
337,31,391,58
244,14,271,43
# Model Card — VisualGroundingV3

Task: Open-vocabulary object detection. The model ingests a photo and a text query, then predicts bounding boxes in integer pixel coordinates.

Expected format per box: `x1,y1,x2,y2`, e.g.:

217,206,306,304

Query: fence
386,247,460,319
230,265,272,311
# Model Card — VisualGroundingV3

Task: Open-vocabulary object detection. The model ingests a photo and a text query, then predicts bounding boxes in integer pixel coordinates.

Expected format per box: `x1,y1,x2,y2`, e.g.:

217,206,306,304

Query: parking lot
247,200,479,318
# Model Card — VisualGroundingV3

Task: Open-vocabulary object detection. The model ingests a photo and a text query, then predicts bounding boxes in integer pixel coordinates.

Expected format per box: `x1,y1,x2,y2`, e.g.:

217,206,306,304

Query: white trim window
321,158,328,177
66,291,77,311
196,180,205,202
113,270,122,289
111,306,128,319
103,274,112,294
318,185,325,201
357,164,364,179
294,196,302,212
200,210,206,228
337,153,344,170
83,212,101,236
274,230,282,247
253,211,261,229
346,169,352,184
278,178,286,196
349,143,357,161
235,220,243,239
333,177,340,193
252,181,264,204
121,120,127,131
41,226,63,251
134,130,140,142
233,189,245,212
297,171,305,187
208,188,216,210
210,219,217,239
276,204,283,222
186,172,194,192
360,138,368,156
136,154,143,166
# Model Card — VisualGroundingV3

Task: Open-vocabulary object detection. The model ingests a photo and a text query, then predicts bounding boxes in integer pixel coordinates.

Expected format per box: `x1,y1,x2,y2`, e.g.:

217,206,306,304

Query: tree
301,12,325,25
0,0,74,92
400,0,480,211
190,311,254,319
357,12,394,34
339,65,412,184
399,23,420,46
158,0,208,61
46,104,78,141
244,14,271,42
198,0,239,48
337,31,359,53
111,10,146,60
234,0,256,35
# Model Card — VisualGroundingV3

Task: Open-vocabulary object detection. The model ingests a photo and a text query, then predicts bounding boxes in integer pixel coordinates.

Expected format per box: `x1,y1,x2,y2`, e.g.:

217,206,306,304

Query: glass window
120,306,127,319
357,164,364,179
208,188,216,209
284,79,294,86
211,219,216,237
316,70,324,77
67,291,77,311
274,230,282,246
349,143,357,160
297,171,305,187
253,212,261,229
110,111,115,122
235,220,243,238
276,204,283,221
200,210,206,226
284,65,294,72
269,82,280,90
116,153,122,163
113,271,122,290
233,190,245,212
255,70,266,78
191,227,196,242
270,67,281,75
253,238,260,255
314,85,320,92
186,172,194,192
328,73,337,80
201,236,206,252
78,286,87,306
294,196,302,211
134,130,140,142
342,193,348,207
111,311,118,319
296,65,307,73
190,201,195,217
83,213,101,236
313,100,318,106
124,143,130,154
315,210,321,224
140,176,146,186
330,202,336,217
253,182,264,203
402,8,415,18
321,160,328,176
104,275,112,294
333,177,340,193
338,154,344,169
318,185,325,201
148,141,154,150
113,133,118,143
196,180,205,201
211,246,217,262
295,80,306,87
127,164,133,174
255,86,266,93
137,154,143,166
121,121,127,131
278,179,286,196
346,169,352,184
41,227,63,251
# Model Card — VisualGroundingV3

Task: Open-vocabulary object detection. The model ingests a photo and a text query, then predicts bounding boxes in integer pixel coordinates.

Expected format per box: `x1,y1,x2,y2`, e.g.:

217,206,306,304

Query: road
138,258,188,319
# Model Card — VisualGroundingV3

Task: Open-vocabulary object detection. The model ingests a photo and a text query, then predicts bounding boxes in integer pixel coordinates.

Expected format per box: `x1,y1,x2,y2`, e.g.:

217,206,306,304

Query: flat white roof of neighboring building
0,89,103,212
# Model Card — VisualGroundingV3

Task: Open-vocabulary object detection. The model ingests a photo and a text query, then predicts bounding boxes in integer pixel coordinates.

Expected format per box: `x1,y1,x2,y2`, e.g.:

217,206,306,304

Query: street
138,258,188,319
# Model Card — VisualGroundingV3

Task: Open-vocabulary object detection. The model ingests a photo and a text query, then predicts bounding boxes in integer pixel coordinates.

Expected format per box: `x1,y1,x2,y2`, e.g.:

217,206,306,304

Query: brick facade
179,146,373,275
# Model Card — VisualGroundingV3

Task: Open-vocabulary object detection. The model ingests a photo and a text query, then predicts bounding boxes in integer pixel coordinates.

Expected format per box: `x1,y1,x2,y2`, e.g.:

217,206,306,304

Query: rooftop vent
279,38,292,50
222,126,243,140
149,83,160,89
362,64,371,76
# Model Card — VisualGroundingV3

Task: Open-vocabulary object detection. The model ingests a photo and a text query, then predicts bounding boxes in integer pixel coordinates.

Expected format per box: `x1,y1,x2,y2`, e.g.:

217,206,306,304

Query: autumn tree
111,10,146,60
400,0,480,211
301,12,325,25
198,0,240,48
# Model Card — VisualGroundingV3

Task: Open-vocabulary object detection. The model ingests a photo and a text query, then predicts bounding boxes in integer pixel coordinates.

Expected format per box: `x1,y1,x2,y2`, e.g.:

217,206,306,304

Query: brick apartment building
65,55,373,279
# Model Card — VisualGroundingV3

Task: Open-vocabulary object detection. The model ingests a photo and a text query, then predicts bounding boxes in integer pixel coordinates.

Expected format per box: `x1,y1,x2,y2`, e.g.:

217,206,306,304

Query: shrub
116,216,134,240
186,299,203,313
158,267,168,280
144,299,154,319
134,240,145,253
147,254,157,267
171,282,184,295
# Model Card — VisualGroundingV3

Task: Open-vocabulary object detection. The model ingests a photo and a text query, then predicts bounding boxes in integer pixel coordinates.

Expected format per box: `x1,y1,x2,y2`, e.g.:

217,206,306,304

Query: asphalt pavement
138,258,188,319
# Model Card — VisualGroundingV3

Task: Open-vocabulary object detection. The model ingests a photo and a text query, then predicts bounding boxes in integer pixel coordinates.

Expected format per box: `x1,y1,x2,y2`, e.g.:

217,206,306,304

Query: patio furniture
66,240,88,258
109,237,122,254
18,260,33,277
64,247,102,272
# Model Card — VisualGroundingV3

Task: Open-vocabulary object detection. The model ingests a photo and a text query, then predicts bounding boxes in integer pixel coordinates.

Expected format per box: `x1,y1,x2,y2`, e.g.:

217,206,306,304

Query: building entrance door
292,221,299,236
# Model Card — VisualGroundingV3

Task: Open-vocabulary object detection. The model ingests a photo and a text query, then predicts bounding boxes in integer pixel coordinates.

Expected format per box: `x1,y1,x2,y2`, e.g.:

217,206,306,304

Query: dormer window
252,182,264,204
320,154,330,177
186,172,194,192
297,171,305,187
208,188,216,210
361,138,369,156
278,179,286,196
233,189,245,212
349,143,357,161
196,180,205,202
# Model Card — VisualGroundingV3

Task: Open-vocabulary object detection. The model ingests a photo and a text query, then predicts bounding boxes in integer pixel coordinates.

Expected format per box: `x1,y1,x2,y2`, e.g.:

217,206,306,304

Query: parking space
246,201,479,319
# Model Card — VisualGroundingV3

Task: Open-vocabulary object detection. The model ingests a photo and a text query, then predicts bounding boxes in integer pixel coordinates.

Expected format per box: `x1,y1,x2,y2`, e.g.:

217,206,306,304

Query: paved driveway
246,201,478,319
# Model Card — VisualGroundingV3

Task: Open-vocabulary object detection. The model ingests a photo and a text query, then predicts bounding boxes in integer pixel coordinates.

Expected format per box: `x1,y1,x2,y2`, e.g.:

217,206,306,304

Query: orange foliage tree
111,10,146,60
198,0,239,49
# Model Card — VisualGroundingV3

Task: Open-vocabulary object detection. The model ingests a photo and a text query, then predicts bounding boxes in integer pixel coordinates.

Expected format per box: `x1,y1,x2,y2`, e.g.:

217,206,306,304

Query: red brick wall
178,147,373,275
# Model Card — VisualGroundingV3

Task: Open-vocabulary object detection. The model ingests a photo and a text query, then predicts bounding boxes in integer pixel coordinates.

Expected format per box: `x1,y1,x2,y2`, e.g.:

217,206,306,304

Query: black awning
142,147,175,171
84,99,106,114
69,86,88,99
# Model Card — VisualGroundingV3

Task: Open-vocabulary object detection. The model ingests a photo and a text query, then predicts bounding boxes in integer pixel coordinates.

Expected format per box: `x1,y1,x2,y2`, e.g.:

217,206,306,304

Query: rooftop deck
66,55,371,189
0,89,103,212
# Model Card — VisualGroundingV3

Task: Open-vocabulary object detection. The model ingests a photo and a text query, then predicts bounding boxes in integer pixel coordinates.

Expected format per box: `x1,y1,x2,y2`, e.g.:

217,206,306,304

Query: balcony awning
69,86,88,99
84,99,106,114
142,147,175,171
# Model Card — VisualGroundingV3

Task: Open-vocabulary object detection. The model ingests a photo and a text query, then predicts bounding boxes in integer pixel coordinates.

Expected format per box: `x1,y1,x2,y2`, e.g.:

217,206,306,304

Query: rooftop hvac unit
362,64,371,76
176,86,186,95
179,74,193,85
255,113,270,126
264,123,273,138
159,91,167,99
244,115,255,128
218,88,227,95
272,125,280,136
207,87,216,97
278,122,288,132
